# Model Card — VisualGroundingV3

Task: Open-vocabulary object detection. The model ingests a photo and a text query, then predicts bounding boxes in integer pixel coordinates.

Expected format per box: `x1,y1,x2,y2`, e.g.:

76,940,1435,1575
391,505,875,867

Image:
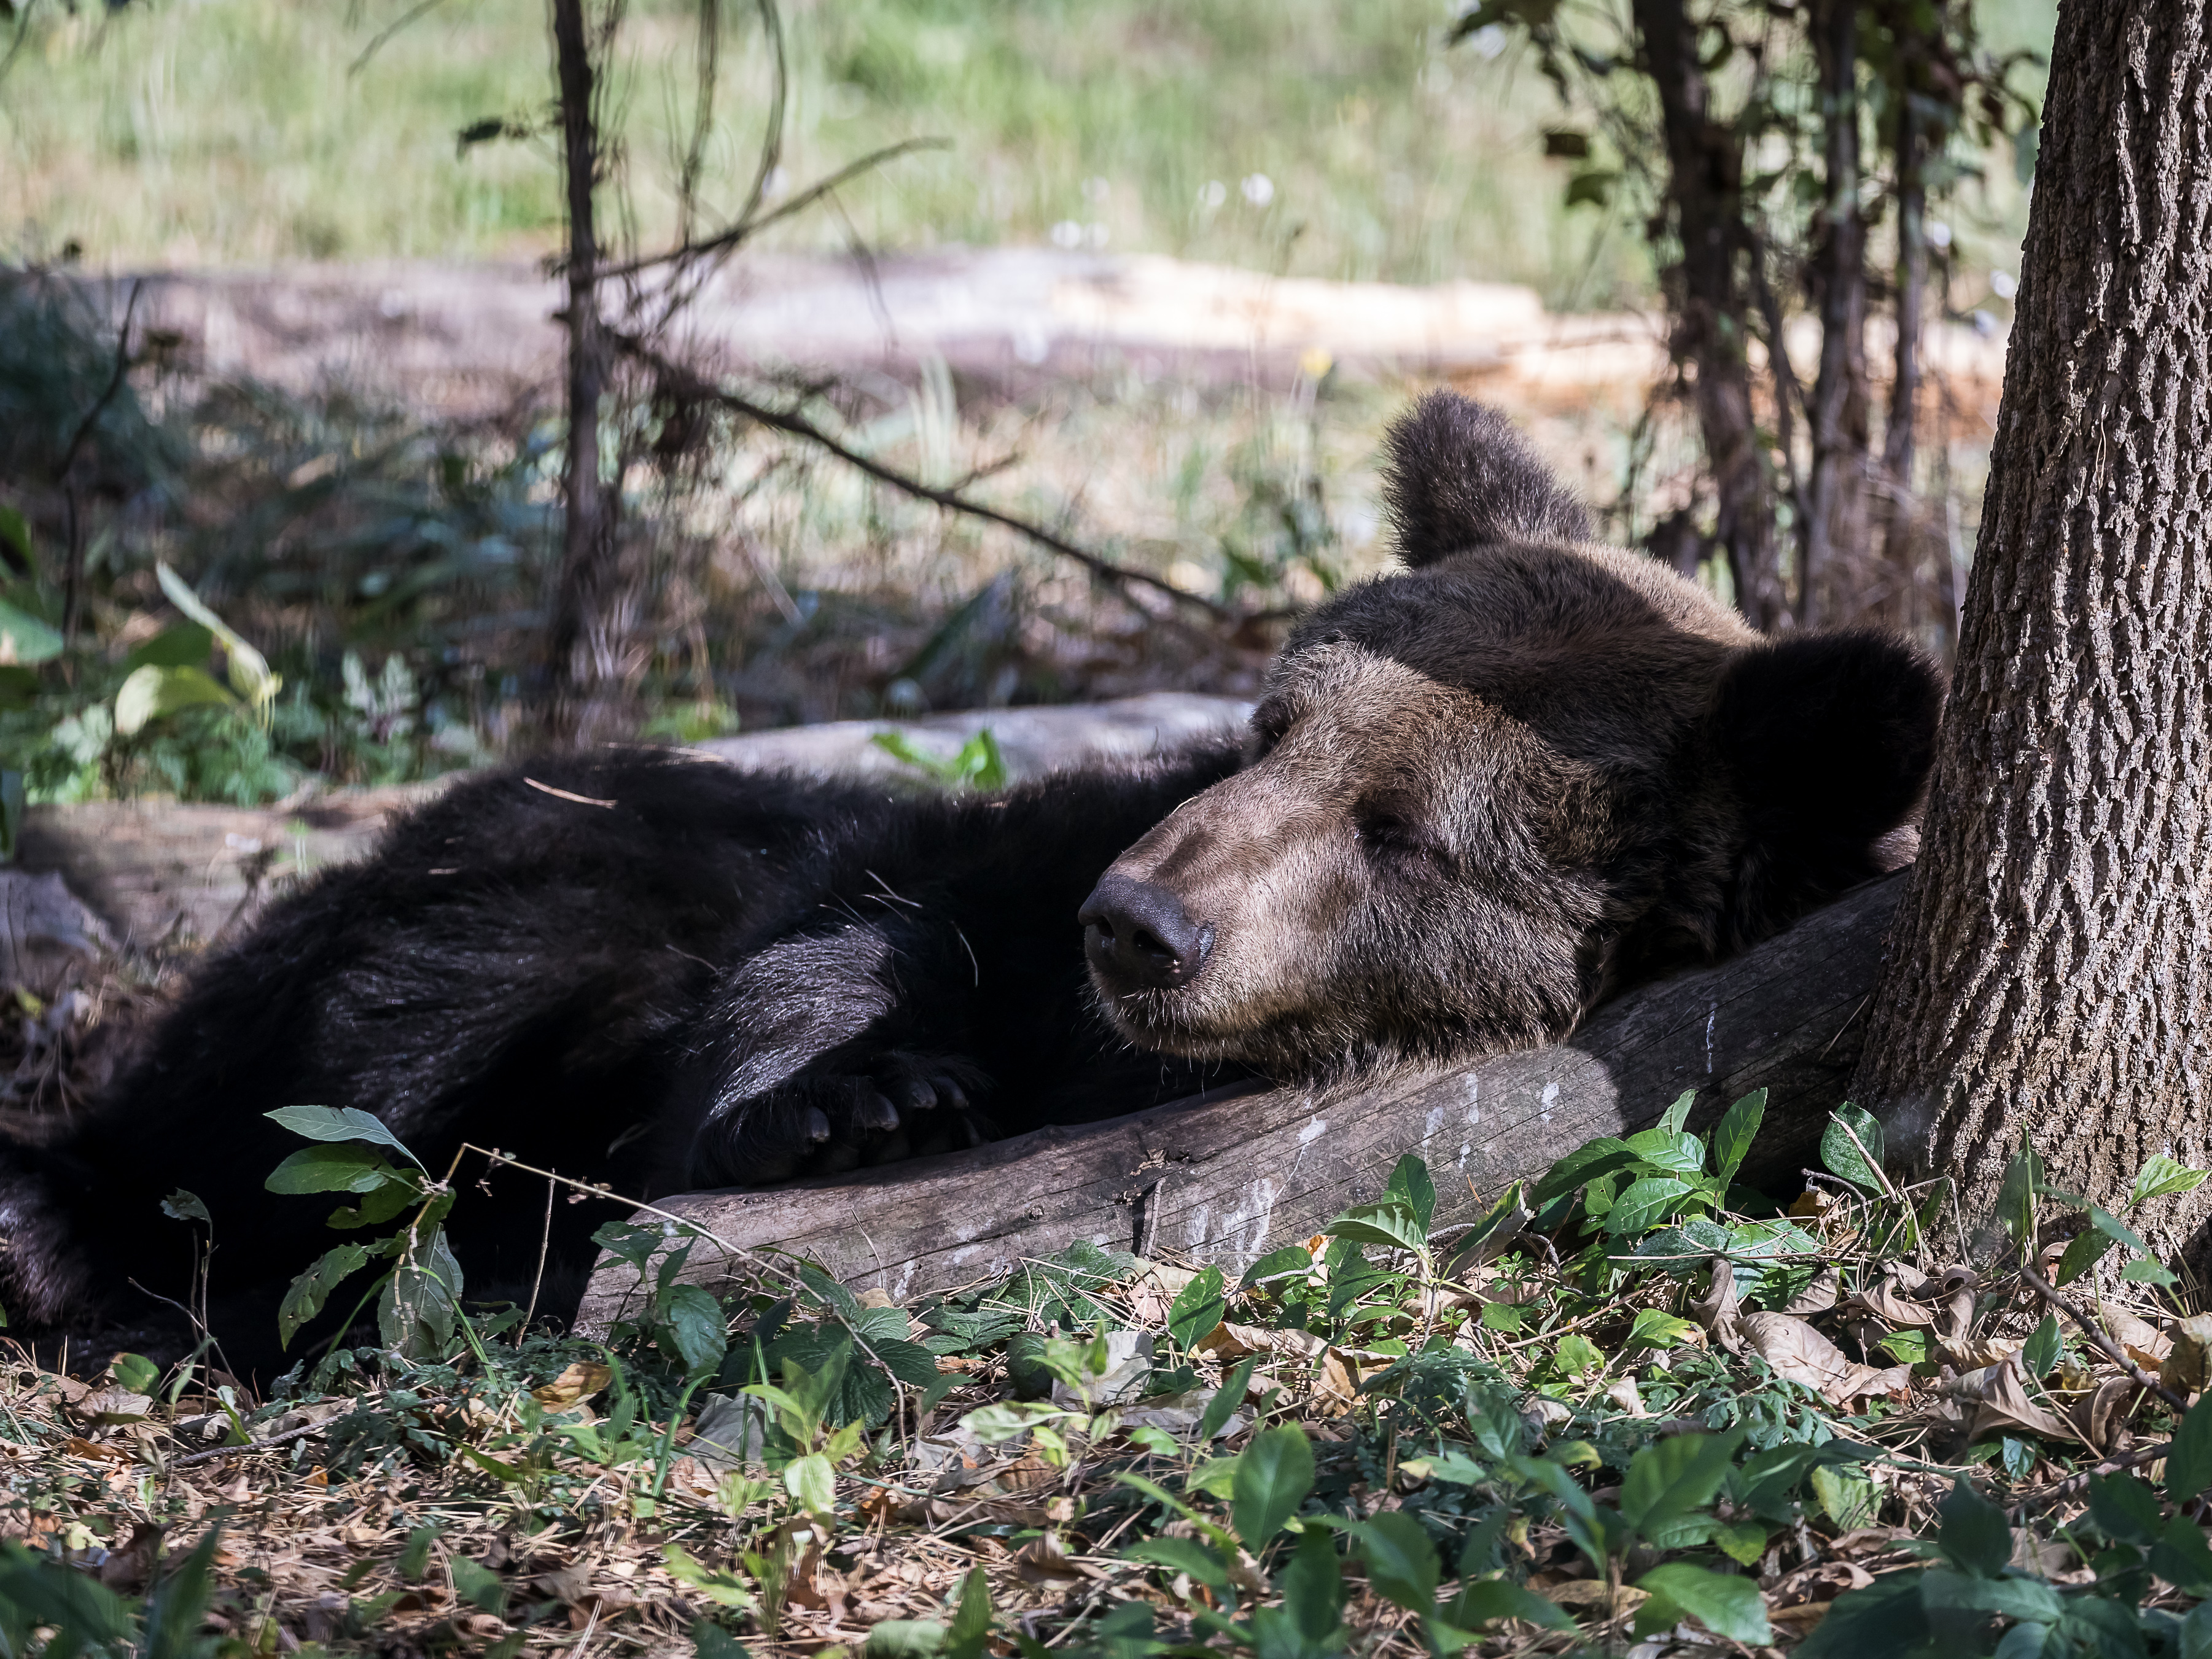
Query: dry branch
577,872,1906,1330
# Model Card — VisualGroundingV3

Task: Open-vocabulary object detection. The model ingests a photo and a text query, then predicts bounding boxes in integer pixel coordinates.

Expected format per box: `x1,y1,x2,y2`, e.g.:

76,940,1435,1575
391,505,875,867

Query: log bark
1852,2,2212,1262
575,873,1903,1331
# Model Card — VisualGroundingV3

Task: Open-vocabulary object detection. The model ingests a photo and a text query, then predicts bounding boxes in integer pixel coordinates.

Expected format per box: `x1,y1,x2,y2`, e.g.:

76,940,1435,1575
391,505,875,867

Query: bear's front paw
688,1051,989,1186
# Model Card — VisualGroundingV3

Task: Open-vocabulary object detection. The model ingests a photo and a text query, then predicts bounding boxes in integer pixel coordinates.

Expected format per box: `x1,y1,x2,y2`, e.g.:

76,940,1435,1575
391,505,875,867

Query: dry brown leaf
2100,1304,2172,1364
68,1388,152,1427
1739,1312,1914,1407
2071,1377,2143,1455
1198,1323,1326,1362
1845,1276,1942,1331
1314,1350,1361,1412
1963,1358,2078,1443
1013,1533,1088,1585
1541,1579,1650,1618
60,1436,128,1463
1771,1603,1832,1636
2163,1314,2212,1397
532,1362,612,1412
1783,1267,1841,1315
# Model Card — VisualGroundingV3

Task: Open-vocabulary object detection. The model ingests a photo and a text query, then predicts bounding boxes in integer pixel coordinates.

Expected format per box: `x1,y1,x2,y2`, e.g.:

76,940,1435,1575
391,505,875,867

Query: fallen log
574,871,1903,1331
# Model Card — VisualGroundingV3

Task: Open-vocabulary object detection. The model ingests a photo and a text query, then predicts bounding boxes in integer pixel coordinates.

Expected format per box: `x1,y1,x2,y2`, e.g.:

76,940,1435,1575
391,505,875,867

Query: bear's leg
688,1045,991,1184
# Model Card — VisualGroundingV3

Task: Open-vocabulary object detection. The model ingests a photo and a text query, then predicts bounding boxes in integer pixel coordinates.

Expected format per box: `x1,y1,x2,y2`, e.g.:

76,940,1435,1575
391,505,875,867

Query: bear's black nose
1079,874,1215,990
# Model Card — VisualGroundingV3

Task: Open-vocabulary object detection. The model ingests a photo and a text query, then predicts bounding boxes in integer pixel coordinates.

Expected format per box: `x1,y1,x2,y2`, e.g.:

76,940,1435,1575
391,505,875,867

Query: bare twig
348,0,453,75
2019,1261,2189,1412
173,1415,333,1467
53,280,141,485
2011,1437,2175,1518
613,337,1234,623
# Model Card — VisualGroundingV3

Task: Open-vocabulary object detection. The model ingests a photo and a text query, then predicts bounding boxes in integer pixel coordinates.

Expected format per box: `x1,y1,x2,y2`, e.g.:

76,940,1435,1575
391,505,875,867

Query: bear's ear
1712,629,1944,939
1381,391,1591,566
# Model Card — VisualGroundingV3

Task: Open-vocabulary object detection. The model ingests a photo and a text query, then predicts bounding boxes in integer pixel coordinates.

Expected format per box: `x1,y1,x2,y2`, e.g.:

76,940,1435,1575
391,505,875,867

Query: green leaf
1124,1536,1229,1589
1794,1573,1926,1658
113,663,236,737
1654,1088,1694,1135
448,1556,506,1615
1810,1464,1880,1532
265,1144,404,1195
263,1104,423,1165
664,1284,728,1375
1444,1179,1527,1269
1604,1175,1695,1235
2131,1153,2210,1209
782,1452,836,1515
1323,1200,1428,1256
1197,1356,1256,1443
1820,1104,1887,1192
1354,1512,1439,1613
0,505,28,569
2088,1471,2166,1546
277,1243,371,1349
1240,1245,1314,1291
1622,1127,1704,1175
2057,1226,2116,1286
1936,1477,2012,1575
1995,1140,2043,1247
0,600,63,667
2171,1395,2212,1502
945,1566,992,1659
124,623,214,672
1551,1333,1603,1378
1231,1424,1315,1546
1618,1428,1747,1543
2124,1257,2181,1286
1385,1154,1437,1232
1532,1136,1638,1206
1879,1328,1931,1365
1447,1578,1574,1633
862,1621,944,1659
1709,1089,1767,1182
1564,168,1618,208
1634,1563,1771,1645
1712,1517,1769,1566
1278,1525,1346,1649
2152,1515,2212,1592
2022,1313,2062,1379
1169,1265,1228,1350
1627,1308,1700,1350
157,562,279,713
162,1189,211,1224
110,1353,159,1395
1917,1567,2064,1625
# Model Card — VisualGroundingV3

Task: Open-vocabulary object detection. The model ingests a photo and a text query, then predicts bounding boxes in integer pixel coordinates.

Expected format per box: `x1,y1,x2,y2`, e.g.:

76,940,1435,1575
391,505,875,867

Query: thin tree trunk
1804,0,1869,631
1634,0,1784,630
547,0,619,741
1880,7,1930,641
1853,1,2212,1264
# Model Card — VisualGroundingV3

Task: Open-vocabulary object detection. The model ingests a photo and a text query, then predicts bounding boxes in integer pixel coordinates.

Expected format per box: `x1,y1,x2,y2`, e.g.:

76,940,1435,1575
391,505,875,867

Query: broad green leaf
265,1144,403,1195
124,623,214,672
1444,1179,1527,1269
110,1354,159,1395
1627,1308,1700,1350
2125,1257,2181,1286
1532,1136,1639,1205
162,1189,211,1224
1354,1511,1439,1612
1819,1103,1886,1192
1446,1579,1573,1633
863,1620,946,1659
1240,1244,1313,1291
1604,1175,1694,1235
157,562,279,712
1551,1333,1603,1377
1168,1265,1228,1350
2088,1471,2165,1546
1917,1568,2064,1625
1879,1328,1931,1365
944,1566,992,1659
1124,1536,1229,1589
782,1452,836,1515
114,663,235,736
1634,1562,1771,1645
2172,1395,2212,1502
1810,1464,1880,1532
276,1242,371,1349
1196,1356,1256,1443
1709,1089,1767,1182
2022,1313,2062,1378
1618,1428,1747,1540
1994,1139,2042,1246
2132,1153,2211,1209
1794,1573,1926,1658
2152,1515,2212,1592
264,1105,424,1165
1656,1088,1696,1136
1384,1154,1436,1232
448,1556,505,1615
1277,1526,1346,1648
663,1284,728,1375
1323,1200,1428,1256
1936,1477,2012,1575
1231,1424,1315,1545
1622,1127,1704,1174
0,505,28,569
1712,1517,1769,1566
2057,1226,2116,1286
0,600,60,669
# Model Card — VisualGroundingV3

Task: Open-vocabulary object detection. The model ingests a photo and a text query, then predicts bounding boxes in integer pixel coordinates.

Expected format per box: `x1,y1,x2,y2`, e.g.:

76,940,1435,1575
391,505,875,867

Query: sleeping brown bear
0,392,1939,1365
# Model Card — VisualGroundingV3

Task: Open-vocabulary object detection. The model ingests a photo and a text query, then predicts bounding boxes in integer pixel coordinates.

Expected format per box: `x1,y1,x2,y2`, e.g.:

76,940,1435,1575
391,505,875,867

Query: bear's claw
690,1049,990,1187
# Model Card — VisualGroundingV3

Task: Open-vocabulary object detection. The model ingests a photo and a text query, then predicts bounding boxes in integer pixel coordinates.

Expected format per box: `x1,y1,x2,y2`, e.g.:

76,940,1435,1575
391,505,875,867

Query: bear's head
1080,392,1943,1079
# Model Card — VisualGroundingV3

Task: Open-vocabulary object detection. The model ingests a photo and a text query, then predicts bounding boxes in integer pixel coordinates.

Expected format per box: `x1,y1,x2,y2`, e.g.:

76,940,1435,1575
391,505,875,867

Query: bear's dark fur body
0,392,1946,1372
1,746,1248,1361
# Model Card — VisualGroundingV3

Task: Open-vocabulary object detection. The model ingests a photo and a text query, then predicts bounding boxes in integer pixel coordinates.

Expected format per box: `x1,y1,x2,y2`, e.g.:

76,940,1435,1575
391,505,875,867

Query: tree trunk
546,0,621,743
1852,1,2212,1264
1879,7,1930,639
1634,0,1784,630
1803,0,1869,631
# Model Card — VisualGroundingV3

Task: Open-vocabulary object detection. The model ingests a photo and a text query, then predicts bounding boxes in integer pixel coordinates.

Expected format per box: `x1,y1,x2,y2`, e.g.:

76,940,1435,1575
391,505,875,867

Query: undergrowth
2,1089,2209,1656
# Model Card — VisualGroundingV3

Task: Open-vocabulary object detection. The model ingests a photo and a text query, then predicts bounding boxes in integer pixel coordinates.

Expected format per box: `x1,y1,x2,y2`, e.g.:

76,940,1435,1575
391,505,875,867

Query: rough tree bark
1634,0,1785,631
545,0,623,743
1853,1,2212,1262
1804,0,1870,631
1878,0,1932,637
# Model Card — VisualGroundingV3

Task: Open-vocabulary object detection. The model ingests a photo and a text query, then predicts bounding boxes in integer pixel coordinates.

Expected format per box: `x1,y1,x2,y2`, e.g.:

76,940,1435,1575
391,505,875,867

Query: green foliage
870,728,1008,791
